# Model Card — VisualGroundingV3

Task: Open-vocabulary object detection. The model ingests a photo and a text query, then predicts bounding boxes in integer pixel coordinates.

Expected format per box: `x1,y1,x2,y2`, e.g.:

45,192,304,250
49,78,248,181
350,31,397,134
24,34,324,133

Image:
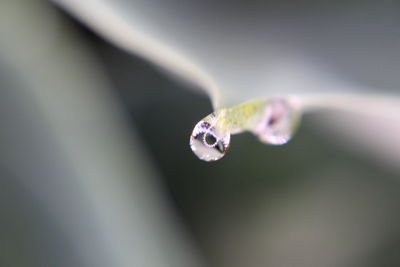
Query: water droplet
252,99,299,145
190,114,230,162
190,98,300,161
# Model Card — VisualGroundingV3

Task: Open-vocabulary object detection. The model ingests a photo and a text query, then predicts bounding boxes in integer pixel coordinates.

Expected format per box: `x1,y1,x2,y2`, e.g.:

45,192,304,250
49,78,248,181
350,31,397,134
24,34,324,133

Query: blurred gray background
1,1,400,267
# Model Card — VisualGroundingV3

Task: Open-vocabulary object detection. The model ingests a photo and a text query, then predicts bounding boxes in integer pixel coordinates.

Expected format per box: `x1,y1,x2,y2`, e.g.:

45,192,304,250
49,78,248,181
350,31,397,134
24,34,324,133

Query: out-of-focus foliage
54,0,400,101
0,1,201,266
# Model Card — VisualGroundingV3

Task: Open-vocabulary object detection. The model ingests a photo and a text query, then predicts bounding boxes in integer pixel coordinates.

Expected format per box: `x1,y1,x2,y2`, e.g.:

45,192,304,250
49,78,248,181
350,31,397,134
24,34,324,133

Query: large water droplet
190,114,231,162
252,99,299,145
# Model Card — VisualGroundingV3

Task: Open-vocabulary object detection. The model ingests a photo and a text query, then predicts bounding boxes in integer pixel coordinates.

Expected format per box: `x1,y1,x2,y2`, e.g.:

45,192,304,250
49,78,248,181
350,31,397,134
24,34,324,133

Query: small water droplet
252,99,299,145
190,114,230,162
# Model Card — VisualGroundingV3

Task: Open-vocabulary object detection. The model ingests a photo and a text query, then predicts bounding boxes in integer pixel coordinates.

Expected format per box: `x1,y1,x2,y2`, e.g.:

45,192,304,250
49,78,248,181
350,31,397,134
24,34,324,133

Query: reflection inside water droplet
190,115,230,162
252,99,299,145
190,97,300,161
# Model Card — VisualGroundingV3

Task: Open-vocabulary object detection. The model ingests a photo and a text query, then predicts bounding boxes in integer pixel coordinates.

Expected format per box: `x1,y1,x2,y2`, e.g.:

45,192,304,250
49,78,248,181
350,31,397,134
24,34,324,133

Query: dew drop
190,98,300,161
190,114,230,162
252,99,299,145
